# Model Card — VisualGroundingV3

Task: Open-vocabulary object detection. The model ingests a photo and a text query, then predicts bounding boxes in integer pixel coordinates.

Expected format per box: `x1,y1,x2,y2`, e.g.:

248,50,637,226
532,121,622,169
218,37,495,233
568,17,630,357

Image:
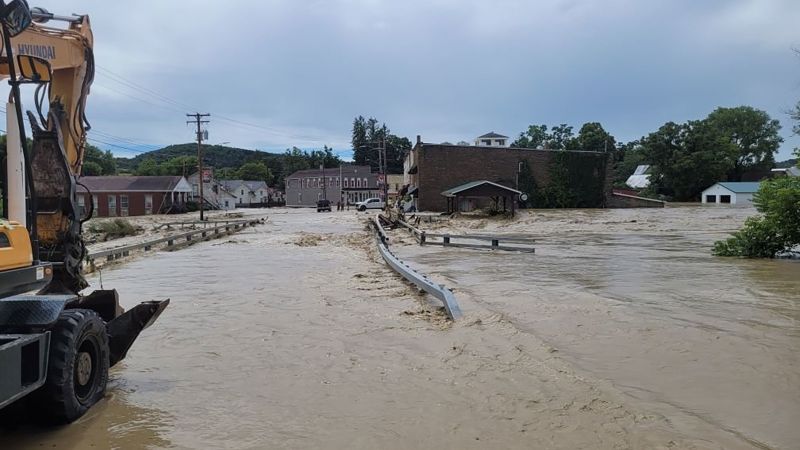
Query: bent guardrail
373,215,462,320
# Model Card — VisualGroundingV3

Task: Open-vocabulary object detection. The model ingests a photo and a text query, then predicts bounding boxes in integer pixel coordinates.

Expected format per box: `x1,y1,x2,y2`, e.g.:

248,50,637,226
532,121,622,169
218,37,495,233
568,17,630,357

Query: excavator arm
1,10,94,293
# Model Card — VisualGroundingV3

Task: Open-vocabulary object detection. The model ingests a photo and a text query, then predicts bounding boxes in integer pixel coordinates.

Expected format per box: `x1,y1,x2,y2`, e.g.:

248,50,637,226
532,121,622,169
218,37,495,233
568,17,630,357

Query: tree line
128,145,341,187
351,116,412,174
514,106,788,201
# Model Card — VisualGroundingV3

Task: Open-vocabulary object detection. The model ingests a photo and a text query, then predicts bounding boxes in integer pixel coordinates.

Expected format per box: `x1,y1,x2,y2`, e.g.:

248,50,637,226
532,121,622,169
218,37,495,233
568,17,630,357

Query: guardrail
152,219,249,230
85,218,265,271
373,215,462,320
394,218,535,252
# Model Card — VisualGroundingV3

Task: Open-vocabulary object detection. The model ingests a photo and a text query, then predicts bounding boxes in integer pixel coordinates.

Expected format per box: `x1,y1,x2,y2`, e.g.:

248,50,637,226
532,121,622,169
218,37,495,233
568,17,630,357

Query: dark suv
316,199,332,212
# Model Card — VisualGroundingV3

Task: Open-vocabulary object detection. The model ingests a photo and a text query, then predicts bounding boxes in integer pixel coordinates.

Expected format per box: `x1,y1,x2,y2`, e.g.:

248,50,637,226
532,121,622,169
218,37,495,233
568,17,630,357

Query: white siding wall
701,185,755,207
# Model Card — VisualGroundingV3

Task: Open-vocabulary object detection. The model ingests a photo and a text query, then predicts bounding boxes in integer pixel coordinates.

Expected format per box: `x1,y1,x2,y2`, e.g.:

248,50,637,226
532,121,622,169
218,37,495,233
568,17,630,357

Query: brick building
77,176,192,217
285,165,381,207
404,137,612,212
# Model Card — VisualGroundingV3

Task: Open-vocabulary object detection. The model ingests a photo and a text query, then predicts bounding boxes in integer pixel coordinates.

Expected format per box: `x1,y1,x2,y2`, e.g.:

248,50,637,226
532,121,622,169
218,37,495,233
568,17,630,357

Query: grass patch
87,218,140,241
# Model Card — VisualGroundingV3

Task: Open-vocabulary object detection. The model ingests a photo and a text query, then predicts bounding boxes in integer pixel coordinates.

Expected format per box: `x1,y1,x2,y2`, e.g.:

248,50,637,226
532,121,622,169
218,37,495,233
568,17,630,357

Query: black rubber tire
358,205,366,212
36,309,110,423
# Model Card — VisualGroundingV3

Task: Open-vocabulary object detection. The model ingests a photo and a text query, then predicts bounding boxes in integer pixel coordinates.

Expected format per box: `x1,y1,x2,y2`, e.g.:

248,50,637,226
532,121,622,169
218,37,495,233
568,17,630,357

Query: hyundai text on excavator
0,1,168,422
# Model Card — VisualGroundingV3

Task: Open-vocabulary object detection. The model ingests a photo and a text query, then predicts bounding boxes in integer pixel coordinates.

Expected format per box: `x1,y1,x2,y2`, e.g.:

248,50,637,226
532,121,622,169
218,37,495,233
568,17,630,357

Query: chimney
416,135,421,146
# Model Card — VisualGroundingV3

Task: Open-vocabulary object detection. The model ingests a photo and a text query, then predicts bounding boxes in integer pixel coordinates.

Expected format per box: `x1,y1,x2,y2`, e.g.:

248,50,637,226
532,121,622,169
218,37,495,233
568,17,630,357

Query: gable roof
441,180,522,197
477,132,508,139
78,176,188,192
286,165,373,179
244,181,268,191
714,182,761,193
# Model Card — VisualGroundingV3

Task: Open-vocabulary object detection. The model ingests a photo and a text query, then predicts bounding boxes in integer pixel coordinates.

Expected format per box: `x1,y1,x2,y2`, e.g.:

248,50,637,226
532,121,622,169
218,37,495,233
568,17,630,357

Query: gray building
285,165,381,207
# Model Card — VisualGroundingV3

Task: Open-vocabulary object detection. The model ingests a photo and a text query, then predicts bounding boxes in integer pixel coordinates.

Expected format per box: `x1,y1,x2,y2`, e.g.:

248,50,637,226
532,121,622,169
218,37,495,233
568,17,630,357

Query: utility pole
187,113,210,220
381,137,388,209
320,164,327,201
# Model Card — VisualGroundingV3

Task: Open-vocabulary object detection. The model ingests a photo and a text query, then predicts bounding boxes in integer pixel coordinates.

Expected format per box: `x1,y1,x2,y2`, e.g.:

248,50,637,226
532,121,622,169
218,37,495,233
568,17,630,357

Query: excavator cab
0,1,168,423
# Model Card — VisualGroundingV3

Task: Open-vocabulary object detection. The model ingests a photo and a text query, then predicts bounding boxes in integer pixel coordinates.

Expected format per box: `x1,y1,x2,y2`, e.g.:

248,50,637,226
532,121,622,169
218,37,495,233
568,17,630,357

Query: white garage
701,182,760,207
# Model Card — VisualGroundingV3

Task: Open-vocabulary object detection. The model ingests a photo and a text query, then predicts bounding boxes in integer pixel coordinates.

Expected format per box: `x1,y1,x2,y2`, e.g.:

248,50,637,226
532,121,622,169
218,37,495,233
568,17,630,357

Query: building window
241,189,245,196
720,195,731,204
343,178,348,188
93,195,99,215
706,195,716,203
77,195,86,218
497,139,506,146
224,200,229,207
192,184,199,195
145,194,153,215
482,139,492,145
108,195,117,217
363,178,368,187
120,195,129,216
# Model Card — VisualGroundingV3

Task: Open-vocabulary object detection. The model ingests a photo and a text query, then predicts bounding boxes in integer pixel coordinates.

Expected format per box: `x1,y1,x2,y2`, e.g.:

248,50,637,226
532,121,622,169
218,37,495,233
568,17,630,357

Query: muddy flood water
1,208,798,449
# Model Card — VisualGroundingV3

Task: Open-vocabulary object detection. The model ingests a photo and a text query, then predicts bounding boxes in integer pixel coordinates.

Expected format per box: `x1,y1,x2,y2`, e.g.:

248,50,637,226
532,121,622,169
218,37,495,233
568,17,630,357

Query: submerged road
1,209,790,449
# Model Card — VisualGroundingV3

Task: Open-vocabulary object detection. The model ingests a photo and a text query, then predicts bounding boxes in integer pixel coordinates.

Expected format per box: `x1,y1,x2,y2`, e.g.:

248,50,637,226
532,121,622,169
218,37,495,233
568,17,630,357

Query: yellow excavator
0,0,167,422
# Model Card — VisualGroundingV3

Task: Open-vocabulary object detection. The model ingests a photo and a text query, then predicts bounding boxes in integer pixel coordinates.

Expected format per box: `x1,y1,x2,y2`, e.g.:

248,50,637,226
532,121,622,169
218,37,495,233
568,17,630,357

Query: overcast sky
4,0,800,160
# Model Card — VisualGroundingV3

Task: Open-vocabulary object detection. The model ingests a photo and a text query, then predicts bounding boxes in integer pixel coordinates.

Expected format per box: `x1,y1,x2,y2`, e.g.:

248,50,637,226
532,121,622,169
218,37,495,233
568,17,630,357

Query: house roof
441,180,521,197
77,176,189,192
477,132,508,139
713,182,761,193
286,165,373,179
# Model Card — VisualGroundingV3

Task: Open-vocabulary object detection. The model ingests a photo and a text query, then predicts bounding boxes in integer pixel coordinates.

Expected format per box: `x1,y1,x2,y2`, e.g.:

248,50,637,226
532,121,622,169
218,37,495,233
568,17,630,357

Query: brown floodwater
0,208,796,449
391,207,800,450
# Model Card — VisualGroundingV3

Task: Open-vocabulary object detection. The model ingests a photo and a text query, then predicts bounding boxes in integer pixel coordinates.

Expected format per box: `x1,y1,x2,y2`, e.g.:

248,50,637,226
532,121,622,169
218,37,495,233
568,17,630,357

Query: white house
474,132,509,147
701,182,760,207
219,180,270,206
187,172,237,210
626,165,651,189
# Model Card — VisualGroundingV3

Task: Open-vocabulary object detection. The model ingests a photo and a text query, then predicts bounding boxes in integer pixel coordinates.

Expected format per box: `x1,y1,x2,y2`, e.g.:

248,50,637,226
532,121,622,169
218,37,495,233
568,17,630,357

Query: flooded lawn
1,208,796,449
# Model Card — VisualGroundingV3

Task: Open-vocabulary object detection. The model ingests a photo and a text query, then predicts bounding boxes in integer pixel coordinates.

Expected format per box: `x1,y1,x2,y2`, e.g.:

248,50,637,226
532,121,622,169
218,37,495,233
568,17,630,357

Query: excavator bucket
68,290,169,367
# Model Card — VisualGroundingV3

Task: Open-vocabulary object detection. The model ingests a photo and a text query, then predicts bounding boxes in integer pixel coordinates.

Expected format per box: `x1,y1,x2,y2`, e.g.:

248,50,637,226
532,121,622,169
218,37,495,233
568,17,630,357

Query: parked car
316,199,331,212
356,198,385,211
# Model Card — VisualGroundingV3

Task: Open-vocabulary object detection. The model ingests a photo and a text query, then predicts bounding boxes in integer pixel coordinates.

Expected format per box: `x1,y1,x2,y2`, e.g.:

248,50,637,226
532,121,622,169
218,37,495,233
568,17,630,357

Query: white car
356,198,385,211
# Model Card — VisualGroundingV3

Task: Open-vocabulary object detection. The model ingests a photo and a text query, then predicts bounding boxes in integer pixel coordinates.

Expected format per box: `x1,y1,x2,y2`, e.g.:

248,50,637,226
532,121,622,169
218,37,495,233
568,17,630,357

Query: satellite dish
520,193,529,201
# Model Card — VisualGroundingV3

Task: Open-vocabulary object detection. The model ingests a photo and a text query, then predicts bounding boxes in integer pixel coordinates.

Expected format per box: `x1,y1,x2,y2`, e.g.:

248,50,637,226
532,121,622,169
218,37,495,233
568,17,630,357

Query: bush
87,218,139,241
713,176,800,257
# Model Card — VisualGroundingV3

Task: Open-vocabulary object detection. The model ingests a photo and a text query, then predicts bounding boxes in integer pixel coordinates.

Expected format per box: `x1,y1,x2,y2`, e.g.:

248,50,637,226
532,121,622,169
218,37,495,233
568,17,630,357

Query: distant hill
115,143,284,173
775,158,797,169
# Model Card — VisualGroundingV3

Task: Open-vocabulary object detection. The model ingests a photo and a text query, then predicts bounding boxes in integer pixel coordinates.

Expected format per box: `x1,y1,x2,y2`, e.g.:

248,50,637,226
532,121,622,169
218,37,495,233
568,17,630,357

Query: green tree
160,155,197,176
548,124,574,150
282,147,311,177
135,157,162,176
512,124,548,148
642,120,734,200
713,176,800,257
350,115,410,173
704,106,782,181
83,144,117,175
574,122,616,152
237,161,273,184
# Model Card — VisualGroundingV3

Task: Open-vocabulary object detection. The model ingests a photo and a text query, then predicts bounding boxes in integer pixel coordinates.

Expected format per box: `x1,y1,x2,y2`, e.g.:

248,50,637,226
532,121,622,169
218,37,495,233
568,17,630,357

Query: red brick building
404,138,612,211
77,176,193,217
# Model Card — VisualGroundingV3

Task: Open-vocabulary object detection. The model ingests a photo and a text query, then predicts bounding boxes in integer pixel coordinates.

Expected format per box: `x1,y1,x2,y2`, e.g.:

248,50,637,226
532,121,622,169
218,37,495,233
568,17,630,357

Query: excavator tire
35,309,109,423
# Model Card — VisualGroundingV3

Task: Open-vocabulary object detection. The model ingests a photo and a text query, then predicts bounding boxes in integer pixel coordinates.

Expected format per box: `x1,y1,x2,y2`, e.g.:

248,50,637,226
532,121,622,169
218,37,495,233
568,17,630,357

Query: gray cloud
5,0,799,159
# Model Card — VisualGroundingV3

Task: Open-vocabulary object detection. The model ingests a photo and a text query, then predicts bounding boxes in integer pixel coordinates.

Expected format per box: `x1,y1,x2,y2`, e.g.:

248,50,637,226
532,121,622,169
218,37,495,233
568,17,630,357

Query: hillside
115,144,285,173
775,158,797,168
